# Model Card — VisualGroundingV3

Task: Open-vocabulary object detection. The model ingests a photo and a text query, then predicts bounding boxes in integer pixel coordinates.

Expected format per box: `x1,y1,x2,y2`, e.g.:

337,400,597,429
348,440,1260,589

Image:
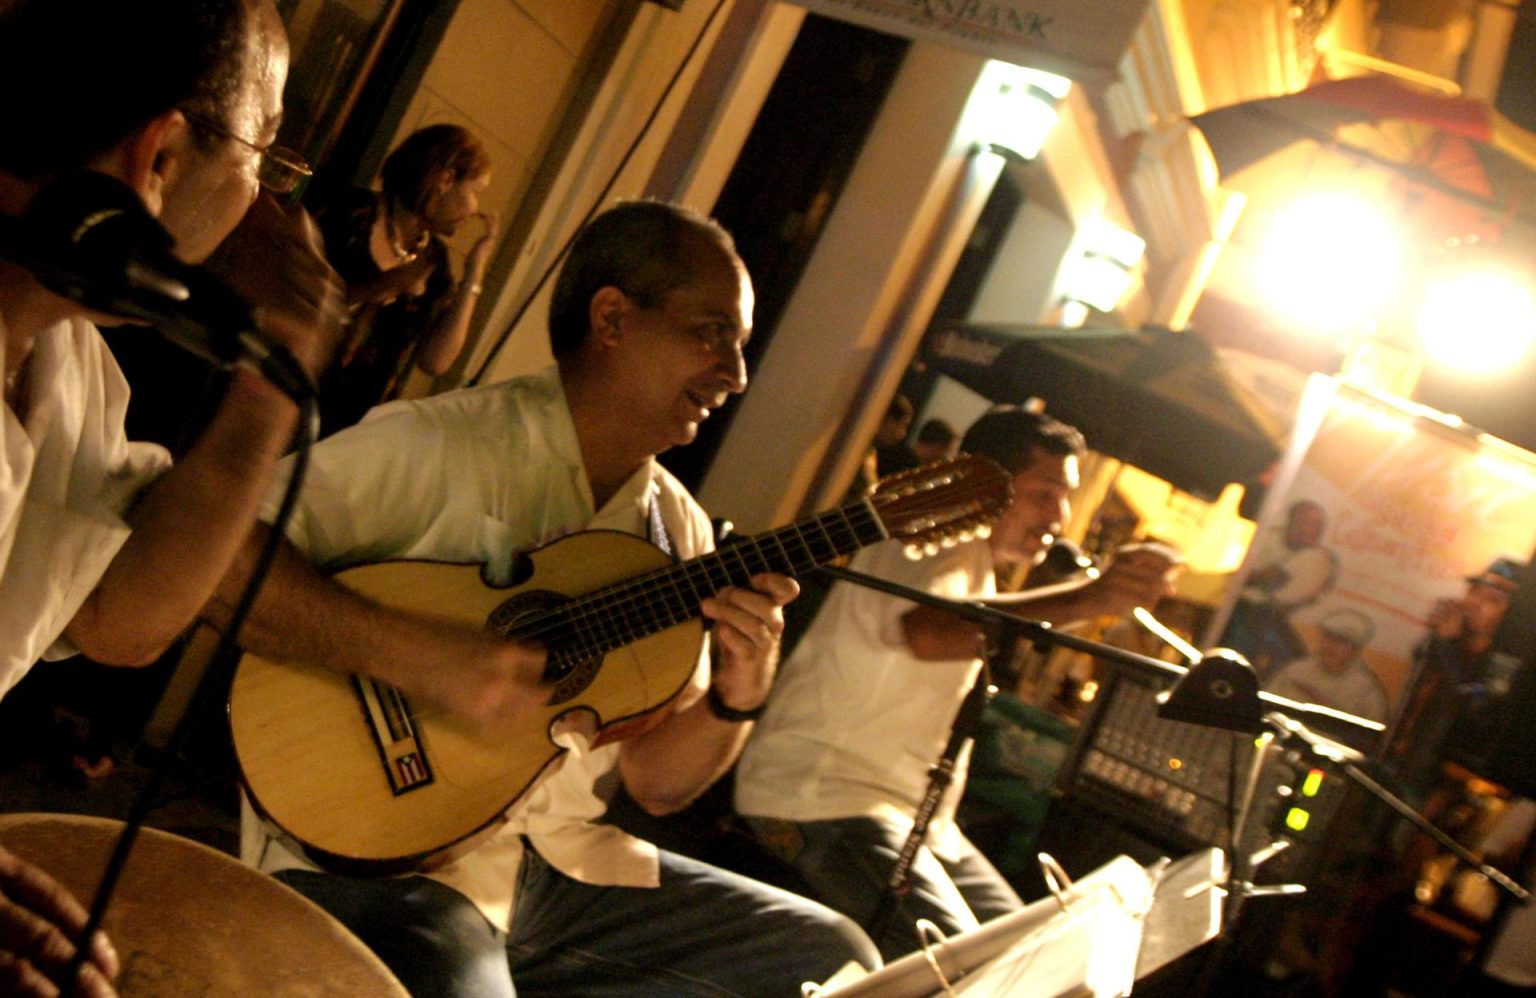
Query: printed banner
787,0,1152,80
1211,377,1536,736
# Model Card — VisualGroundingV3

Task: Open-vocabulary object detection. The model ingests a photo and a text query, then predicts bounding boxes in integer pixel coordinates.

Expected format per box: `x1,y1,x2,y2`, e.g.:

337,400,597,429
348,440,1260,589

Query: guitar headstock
868,454,1013,558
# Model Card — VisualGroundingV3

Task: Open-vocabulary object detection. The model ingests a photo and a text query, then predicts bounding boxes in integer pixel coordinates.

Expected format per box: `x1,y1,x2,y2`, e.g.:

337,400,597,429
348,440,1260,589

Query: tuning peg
904,543,924,560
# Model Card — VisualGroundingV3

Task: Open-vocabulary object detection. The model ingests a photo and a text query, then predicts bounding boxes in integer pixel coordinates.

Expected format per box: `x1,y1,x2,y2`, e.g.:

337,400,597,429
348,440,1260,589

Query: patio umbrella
1190,75,1536,236
923,323,1284,501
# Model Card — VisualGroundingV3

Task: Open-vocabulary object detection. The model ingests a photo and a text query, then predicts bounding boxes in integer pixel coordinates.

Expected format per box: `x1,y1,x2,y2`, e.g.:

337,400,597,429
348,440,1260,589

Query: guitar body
230,530,702,871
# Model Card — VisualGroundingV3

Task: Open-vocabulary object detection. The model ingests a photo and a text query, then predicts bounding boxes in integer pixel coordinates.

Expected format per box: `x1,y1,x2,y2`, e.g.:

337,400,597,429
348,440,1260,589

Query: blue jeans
278,844,878,997
743,815,1022,962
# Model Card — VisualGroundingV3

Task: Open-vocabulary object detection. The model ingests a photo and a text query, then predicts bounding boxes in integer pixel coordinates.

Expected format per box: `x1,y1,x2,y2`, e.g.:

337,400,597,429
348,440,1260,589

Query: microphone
0,169,314,403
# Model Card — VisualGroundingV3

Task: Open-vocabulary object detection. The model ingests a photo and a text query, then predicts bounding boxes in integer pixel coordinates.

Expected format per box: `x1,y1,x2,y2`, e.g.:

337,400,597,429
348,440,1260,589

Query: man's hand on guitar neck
702,573,799,715
618,572,798,816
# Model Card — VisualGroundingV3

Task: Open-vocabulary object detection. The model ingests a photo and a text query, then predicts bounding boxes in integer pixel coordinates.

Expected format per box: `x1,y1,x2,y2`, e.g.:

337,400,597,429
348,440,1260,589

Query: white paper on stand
811,854,1154,998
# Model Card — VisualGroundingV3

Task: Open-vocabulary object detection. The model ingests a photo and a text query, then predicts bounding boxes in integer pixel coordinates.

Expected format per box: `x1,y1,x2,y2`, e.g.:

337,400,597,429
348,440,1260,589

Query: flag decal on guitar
354,675,435,794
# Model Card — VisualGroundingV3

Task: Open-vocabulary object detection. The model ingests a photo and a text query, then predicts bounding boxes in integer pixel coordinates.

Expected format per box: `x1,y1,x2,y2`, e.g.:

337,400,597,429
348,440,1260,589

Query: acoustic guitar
229,456,1011,871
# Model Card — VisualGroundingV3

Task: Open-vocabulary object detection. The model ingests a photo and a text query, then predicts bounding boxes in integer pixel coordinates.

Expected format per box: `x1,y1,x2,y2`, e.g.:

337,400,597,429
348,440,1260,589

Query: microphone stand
1264,712,1529,903
1131,620,1530,995
816,563,1189,947
866,615,1001,945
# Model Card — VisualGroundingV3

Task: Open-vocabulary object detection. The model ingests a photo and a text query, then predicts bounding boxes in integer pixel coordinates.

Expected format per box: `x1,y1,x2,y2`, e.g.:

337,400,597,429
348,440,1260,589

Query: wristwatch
706,684,765,723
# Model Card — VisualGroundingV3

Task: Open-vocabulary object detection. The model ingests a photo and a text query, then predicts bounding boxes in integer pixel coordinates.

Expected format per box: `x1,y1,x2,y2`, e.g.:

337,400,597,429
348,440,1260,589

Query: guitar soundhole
546,655,601,706
486,591,600,706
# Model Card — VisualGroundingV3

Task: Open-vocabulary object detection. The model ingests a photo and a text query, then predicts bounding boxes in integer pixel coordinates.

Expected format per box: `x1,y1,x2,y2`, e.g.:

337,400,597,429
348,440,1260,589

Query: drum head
0,812,408,996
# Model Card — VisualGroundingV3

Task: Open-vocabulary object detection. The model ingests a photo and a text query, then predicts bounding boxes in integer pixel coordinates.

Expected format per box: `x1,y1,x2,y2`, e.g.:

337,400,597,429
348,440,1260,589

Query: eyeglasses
180,110,313,195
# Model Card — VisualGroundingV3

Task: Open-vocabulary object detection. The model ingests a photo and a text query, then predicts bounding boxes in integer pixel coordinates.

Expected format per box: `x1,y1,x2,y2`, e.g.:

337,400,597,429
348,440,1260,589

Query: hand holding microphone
5,170,335,404
201,192,346,384
1089,541,1184,617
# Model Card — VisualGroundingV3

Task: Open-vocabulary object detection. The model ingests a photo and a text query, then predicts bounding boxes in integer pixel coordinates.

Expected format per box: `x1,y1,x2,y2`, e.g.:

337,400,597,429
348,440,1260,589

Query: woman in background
317,123,495,435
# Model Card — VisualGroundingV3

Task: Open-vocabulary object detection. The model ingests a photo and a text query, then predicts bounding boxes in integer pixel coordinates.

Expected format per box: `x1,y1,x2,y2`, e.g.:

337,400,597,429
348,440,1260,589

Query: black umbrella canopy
924,323,1284,501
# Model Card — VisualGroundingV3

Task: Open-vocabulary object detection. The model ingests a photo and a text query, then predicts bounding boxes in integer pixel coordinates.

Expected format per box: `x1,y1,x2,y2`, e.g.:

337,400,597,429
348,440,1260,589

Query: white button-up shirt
1,314,170,696
244,365,713,931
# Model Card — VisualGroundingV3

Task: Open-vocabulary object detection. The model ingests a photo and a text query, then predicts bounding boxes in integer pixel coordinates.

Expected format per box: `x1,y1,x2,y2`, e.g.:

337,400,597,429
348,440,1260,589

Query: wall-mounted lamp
1058,219,1146,317
972,62,1071,162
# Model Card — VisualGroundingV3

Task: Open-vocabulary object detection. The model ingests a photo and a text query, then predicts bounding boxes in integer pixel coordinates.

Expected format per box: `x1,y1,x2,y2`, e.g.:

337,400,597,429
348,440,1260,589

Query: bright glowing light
1255,193,1401,335
1059,219,1147,312
971,62,1071,161
1418,270,1536,373
1302,769,1324,797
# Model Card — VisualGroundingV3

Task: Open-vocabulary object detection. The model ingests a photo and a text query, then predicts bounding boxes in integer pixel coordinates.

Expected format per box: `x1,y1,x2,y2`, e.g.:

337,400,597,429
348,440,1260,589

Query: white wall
698,42,999,530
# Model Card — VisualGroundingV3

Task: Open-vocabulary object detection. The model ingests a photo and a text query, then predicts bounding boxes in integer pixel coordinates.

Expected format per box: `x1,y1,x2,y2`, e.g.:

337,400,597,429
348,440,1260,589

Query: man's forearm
618,695,751,815
205,523,548,729
66,371,297,665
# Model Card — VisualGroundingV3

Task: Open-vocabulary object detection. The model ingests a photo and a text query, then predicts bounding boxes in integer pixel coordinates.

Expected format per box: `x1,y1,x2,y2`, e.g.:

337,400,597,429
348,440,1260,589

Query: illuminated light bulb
1418,269,1536,373
1255,192,1400,335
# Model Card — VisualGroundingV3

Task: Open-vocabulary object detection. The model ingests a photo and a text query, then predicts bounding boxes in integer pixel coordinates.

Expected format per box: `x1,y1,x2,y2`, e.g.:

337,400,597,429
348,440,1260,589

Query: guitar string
507,475,995,663
528,506,876,659
377,467,999,725
504,502,885,664
463,465,997,670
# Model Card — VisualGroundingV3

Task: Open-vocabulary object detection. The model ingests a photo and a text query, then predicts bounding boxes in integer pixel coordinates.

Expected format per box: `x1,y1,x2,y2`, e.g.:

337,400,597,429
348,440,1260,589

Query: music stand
811,850,1224,997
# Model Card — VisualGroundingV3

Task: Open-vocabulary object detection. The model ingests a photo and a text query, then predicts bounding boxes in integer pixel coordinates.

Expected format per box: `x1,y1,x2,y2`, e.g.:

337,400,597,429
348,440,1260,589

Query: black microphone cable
61,397,317,996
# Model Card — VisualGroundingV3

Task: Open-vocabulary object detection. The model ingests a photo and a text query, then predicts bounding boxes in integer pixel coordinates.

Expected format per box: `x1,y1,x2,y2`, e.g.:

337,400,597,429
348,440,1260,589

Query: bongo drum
0,812,408,996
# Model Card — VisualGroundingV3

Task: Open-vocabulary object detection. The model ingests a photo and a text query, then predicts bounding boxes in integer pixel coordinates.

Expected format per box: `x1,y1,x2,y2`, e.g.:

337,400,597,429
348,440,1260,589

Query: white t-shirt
735,537,995,858
0,315,170,696
1267,654,1388,722
242,365,714,931
1242,545,1335,609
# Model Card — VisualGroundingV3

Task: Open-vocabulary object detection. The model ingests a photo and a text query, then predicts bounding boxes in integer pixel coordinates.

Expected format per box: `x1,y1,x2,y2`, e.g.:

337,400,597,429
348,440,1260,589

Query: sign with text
787,0,1152,80
1211,377,1536,730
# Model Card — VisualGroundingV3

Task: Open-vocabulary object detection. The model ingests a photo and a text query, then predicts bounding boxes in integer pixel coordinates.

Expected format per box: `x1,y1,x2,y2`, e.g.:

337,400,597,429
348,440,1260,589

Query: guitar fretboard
519,499,887,672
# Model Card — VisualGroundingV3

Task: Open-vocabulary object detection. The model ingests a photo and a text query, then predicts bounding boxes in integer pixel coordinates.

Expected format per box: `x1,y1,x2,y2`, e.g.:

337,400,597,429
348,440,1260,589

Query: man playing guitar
207,201,880,996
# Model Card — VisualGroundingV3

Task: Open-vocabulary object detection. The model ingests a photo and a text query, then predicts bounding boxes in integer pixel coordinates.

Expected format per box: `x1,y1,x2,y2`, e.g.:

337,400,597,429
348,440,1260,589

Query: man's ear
106,109,188,218
589,286,627,346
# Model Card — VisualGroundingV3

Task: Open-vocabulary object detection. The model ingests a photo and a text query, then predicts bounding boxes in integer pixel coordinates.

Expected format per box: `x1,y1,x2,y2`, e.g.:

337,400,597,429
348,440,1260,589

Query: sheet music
951,857,1148,995
814,854,1154,998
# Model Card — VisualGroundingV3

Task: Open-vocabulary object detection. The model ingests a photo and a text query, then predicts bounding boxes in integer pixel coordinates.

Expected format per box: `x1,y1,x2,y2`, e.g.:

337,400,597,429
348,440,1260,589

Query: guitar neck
542,500,887,668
